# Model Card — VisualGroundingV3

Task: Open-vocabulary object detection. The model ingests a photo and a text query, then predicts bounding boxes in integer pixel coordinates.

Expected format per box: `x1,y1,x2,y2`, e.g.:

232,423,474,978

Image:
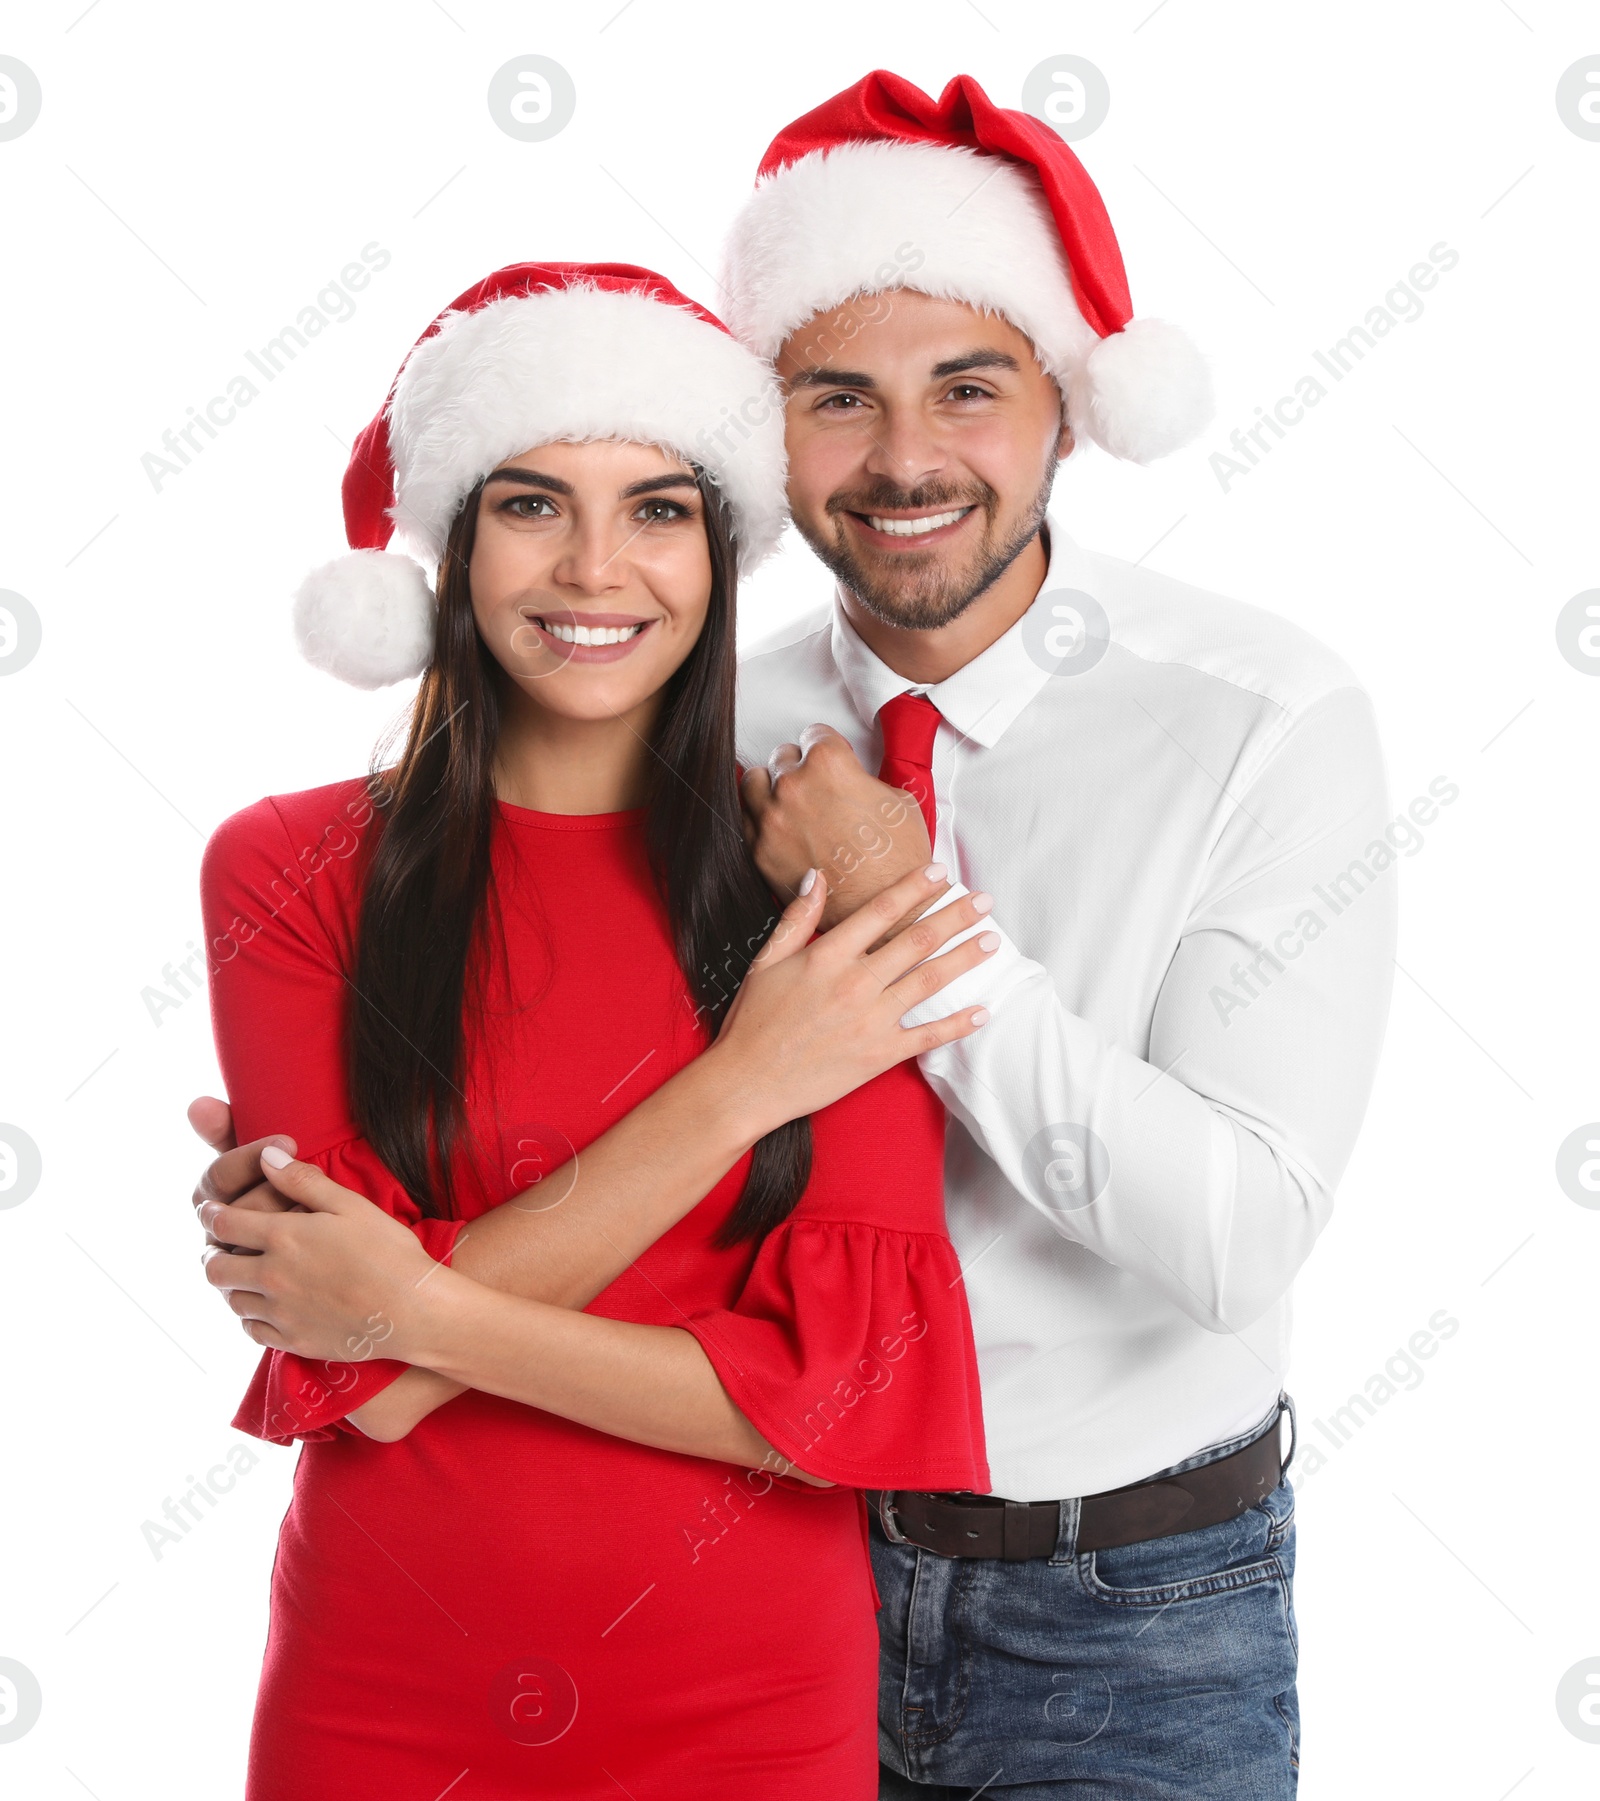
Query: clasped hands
194,727,936,1360
196,1146,448,1365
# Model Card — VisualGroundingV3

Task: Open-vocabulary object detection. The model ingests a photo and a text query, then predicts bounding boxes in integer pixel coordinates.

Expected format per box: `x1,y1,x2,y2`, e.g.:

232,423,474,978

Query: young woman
197,263,995,1799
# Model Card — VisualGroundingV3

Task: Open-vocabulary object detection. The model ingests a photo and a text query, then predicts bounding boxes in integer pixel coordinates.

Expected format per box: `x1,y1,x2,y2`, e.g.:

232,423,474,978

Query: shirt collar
829,515,1098,750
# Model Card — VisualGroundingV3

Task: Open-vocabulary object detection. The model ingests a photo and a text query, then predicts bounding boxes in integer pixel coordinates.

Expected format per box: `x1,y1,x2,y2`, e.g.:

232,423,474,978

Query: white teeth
537,620,647,645
865,508,970,537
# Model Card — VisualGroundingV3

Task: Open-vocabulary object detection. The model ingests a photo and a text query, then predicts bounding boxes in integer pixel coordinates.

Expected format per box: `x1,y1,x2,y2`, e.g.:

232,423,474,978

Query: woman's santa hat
722,71,1213,466
293,262,787,689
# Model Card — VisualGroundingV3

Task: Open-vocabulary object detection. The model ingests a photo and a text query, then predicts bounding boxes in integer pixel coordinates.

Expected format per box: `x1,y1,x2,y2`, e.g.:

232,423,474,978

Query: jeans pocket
1077,1489,1291,1609
1260,1477,1296,1556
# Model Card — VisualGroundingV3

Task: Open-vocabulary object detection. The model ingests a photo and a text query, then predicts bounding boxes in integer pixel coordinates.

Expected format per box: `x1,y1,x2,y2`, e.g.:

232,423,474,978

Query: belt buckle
876,1490,909,1545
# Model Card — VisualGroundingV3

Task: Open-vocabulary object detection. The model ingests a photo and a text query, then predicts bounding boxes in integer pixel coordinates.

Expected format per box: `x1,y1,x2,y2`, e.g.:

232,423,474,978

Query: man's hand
741,723,942,937
188,1095,299,1255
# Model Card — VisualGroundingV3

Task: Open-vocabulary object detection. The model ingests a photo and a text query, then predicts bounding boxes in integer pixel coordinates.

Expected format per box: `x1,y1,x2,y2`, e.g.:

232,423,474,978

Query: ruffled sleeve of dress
678,1069,990,1492
200,788,467,1446
225,1132,466,1446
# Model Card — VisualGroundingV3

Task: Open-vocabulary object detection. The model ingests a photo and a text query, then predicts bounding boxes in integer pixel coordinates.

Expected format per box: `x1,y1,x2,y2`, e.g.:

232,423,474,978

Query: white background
1,2,1595,1796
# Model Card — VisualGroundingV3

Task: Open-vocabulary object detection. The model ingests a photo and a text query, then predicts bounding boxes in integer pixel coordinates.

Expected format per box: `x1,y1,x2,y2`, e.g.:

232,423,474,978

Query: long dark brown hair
345,470,811,1244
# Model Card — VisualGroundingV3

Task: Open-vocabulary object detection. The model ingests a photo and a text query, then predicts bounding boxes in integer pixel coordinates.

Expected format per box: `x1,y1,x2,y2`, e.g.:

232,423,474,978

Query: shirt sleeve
900,684,1399,1334
671,1071,990,1492
200,795,468,1444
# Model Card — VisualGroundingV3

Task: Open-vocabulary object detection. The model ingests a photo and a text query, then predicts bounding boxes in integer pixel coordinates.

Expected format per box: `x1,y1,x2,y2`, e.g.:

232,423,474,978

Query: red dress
201,778,987,1800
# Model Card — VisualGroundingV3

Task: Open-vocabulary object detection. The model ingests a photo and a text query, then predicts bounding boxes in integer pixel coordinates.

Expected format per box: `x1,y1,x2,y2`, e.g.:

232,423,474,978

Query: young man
188,71,1394,1800
721,73,1396,1797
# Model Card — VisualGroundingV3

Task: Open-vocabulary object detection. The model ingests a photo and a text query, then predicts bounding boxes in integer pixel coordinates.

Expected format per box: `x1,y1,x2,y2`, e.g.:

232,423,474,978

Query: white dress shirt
736,518,1398,1499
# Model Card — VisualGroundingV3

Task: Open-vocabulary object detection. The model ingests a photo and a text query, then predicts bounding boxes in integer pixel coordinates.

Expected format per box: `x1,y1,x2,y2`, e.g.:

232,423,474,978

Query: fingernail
972,891,994,914
971,1007,991,1026
978,932,1001,953
924,862,947,882
261,1145,293,1169
798,868,818,896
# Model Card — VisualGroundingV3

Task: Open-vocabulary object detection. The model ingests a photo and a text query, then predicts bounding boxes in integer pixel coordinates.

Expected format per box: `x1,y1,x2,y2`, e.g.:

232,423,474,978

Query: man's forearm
914,923,1391,1332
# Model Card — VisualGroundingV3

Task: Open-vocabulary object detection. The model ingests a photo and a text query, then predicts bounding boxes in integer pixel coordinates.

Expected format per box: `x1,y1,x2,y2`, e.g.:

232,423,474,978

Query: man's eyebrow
483,467,573,495
619,473,700,498
930,349,1020,378
784,367,877,393
783,351,1019,393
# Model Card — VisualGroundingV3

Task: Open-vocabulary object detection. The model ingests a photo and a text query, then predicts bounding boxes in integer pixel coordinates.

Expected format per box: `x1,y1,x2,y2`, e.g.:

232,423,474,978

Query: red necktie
876,691,942,848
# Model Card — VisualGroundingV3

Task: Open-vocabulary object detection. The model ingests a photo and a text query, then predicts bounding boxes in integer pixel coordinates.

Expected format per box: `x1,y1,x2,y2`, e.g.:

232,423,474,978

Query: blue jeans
873,1403,1299,1799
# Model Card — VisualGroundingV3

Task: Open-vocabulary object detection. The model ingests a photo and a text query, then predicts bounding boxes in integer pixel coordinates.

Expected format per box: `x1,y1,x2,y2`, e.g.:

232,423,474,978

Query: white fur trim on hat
722,139,1211,463
387,283,788,577
293,550,435,690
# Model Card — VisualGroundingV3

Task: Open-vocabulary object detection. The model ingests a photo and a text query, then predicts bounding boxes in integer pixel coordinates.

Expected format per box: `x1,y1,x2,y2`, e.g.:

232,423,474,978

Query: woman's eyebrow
484,467,573,494
619,473,700,498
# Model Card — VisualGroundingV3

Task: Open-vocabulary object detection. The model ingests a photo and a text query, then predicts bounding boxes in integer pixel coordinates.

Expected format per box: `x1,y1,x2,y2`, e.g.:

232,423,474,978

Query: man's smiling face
777,288,1070,631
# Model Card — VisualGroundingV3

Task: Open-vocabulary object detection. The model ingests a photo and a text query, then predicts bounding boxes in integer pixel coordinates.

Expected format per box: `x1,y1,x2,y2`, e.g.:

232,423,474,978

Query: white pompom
1070,318,1215,465
291,551,436,690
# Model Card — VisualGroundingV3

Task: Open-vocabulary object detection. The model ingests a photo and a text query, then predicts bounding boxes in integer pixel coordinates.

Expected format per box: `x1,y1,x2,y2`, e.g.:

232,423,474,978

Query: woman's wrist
389,1259,485,1374
689,1034,787,1149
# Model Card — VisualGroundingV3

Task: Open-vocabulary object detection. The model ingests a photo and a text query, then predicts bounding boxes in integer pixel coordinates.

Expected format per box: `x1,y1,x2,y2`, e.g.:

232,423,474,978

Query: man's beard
793,456,1057,632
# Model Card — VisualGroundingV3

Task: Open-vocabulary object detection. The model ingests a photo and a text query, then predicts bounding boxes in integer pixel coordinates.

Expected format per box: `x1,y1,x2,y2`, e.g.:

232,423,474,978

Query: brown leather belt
870,1417,1284,1561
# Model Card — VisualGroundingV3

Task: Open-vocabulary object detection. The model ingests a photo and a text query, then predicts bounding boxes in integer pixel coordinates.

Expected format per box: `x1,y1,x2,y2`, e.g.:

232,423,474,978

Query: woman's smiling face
468,438,715,724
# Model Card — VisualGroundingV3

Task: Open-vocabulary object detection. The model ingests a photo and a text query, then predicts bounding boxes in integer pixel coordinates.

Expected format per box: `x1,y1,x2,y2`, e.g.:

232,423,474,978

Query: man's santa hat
722,71,1212,465
293,262,787,689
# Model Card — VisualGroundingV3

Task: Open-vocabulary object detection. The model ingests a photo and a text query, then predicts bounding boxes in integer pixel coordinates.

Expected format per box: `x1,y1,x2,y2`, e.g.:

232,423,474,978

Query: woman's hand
197,1149,441,1363
711,862,997,1135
